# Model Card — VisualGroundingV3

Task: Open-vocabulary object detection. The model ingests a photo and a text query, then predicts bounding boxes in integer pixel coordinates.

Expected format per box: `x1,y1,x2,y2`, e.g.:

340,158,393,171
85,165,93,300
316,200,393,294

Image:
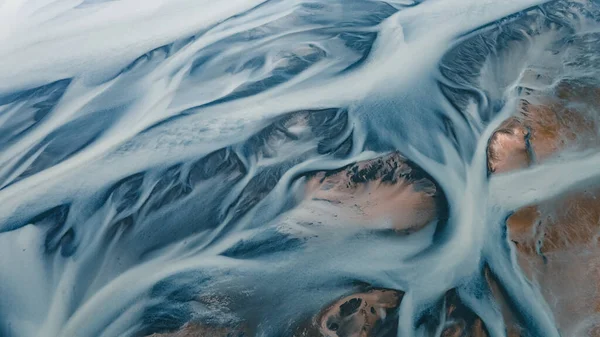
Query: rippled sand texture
3,1,600,337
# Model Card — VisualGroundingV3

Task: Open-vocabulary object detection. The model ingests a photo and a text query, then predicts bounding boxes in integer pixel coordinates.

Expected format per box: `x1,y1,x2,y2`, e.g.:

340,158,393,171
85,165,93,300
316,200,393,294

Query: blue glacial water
0,0,600,336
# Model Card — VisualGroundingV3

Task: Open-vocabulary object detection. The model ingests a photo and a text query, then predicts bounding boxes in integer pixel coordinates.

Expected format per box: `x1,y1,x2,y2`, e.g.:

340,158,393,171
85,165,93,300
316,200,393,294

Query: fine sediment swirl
2,1,600,337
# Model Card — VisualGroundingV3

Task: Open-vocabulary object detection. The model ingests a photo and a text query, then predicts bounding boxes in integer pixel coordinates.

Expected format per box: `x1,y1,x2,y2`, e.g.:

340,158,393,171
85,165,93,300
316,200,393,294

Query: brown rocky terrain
488,80,600,336
146,288,403,337
314,289,402,337
302,152,440,232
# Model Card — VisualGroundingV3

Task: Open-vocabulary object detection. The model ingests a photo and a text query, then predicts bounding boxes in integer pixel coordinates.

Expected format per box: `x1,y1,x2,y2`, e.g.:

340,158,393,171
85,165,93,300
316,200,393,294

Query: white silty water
0,0,599,336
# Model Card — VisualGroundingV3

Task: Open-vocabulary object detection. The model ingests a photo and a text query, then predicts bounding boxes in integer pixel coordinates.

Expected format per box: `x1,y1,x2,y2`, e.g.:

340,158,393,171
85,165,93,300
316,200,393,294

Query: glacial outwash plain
2,0,600,336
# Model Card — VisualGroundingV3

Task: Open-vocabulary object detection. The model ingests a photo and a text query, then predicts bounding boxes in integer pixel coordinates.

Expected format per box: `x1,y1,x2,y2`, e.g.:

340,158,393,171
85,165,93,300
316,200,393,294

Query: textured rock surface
315,289,401,337
147,288,402,337
302,152,440,232
488,80,600,336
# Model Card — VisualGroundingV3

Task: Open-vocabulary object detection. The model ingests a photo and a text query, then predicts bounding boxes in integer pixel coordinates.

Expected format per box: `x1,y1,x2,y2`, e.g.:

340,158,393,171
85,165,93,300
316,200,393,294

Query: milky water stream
1,0,599,336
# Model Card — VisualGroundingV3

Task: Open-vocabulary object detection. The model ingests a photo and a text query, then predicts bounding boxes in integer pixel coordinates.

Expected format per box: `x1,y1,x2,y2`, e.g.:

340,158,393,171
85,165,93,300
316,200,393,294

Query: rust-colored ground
303,152,439,232
488,80,600,336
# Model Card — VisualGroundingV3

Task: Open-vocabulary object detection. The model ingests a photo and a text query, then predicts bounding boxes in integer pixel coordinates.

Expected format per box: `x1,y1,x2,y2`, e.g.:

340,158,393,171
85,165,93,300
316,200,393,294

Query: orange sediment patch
303,152,438,232
487,117,530,173
488,80,600,335
316,289,402,337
